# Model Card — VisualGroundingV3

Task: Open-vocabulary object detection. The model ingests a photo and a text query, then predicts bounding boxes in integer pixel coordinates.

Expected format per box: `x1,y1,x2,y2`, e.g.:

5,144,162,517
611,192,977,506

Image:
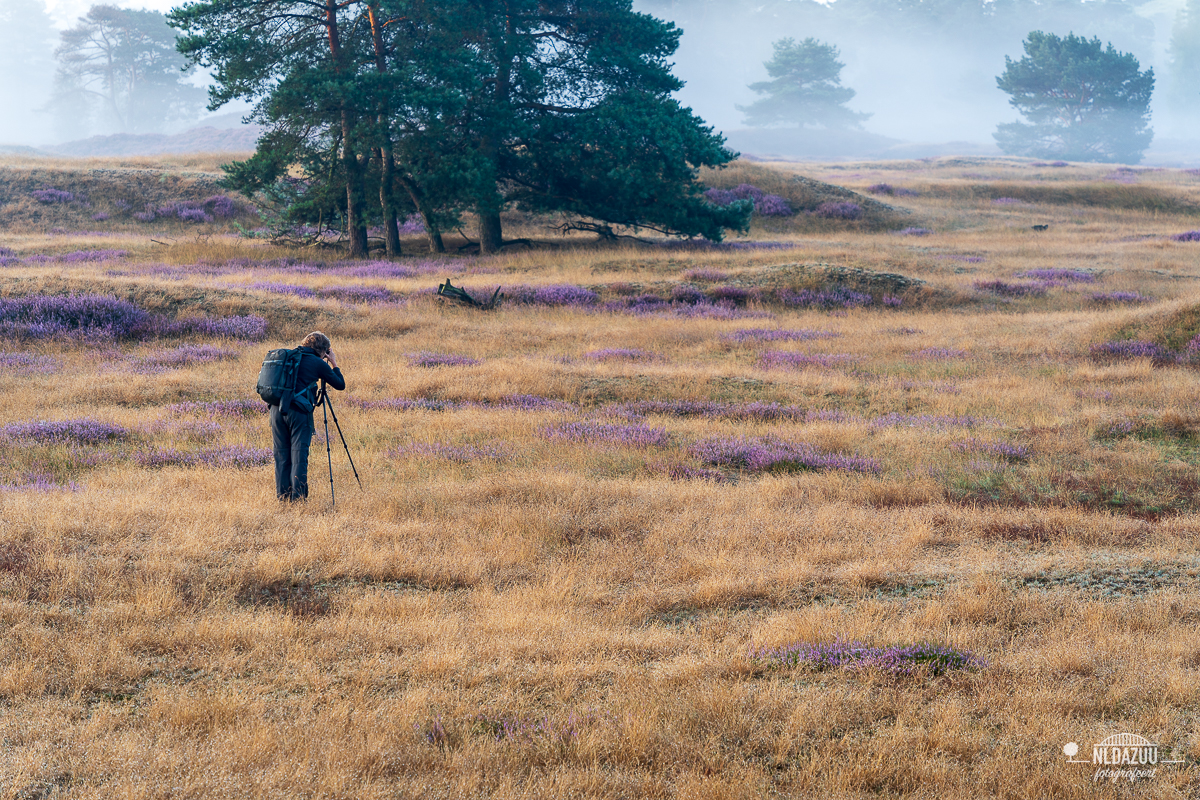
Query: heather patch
752,640,982,676
1015,268,1096,283
491,394,574,412
134,345,240,373
59,249,128,263
247,282,318,298
31,188,80,205
399,213,426,234
813,202,862,220
1,418,128,444
0,473,81,493
135,200,230,224
135,445,272,469
691,435,878,474
349,396,461,413
759,351,859,369
0,294,152,340
542,421,670,448
704,184,792,216
390,443,509,462
896,227,931,236
204,195,238,219
992,197,1024,205
973,280,1047,298
335,262,432,279
1170,231,1200,242
1089,340,1173,364
1089,292,1151,305
15,250,128,265
681,268,728,282
1103,168,1139,184
0,352,59,374
670,285,707,304
408,352,481,368
335,258,481,278
724,328,840,343
319,285,394,304
866,184,918,197
707,286,751,304
951,438,1029,461
778,287,874,310
144,419,222,440
169,399,266,417
166,315,268,340
504,284,599,307
935,255,984,263
601,294,771,320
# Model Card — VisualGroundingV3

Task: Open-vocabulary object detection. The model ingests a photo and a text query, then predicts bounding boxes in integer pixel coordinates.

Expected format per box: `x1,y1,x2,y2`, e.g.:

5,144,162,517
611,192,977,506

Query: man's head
300,331,332,356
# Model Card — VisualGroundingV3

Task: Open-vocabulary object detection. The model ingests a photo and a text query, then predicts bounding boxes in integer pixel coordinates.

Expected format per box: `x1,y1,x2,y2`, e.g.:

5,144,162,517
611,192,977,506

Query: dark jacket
294,347,345,411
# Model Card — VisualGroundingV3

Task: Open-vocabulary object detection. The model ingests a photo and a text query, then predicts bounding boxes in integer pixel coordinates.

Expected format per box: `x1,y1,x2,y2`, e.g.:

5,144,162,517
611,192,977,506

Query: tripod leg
323,392,363,490
321,384,335,505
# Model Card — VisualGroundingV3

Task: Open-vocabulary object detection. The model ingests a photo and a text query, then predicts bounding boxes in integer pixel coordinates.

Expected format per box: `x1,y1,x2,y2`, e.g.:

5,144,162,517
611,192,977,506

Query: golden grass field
1,154,1200,798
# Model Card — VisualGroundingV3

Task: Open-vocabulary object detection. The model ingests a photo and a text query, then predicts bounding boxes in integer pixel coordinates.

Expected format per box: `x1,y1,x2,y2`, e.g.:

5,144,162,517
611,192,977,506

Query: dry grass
1,157,1199,798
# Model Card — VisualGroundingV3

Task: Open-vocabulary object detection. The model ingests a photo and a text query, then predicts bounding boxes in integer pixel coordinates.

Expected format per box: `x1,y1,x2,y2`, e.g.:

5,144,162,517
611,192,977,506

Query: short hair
300,331,331,354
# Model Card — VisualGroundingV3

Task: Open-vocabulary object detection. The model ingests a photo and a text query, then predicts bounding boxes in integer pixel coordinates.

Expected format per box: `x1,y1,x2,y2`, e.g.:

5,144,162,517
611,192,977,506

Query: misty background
0,0,1196,162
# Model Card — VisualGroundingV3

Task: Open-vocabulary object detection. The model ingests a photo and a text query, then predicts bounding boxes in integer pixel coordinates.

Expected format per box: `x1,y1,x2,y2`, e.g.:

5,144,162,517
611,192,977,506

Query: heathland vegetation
0,152,1199,796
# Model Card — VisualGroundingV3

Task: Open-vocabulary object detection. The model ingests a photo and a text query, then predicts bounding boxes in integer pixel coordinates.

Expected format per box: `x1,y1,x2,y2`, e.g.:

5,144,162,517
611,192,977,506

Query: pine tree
994,31,1154,163
738,37,869,129
384,0,749,252
172,0,378,256
173,0,749,256
52,5,206,135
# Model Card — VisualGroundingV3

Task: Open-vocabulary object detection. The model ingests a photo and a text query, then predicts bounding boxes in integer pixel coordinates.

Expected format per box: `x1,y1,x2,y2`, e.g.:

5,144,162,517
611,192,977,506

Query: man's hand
324,349,338,369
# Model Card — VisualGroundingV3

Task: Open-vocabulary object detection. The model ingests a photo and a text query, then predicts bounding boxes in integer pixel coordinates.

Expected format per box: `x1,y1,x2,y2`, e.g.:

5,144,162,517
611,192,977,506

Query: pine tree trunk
397,175,445,253
378,148,401,257
366,5,400,258
478,209,503,254
343,125,367,258
328,0,366,258
426,223,445,254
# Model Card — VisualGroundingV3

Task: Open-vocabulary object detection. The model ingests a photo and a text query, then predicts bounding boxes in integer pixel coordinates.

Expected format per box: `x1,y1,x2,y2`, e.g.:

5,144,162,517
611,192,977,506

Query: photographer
271,331,345,501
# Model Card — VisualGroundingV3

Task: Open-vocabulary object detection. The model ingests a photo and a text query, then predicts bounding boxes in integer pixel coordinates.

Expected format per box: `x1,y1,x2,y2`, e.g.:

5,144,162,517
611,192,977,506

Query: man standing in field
271,331,345,501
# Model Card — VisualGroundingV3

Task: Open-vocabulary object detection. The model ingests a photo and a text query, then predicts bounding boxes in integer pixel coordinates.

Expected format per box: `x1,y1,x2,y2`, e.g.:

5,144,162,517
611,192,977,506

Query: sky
7,0,1197,156
43,0,175,26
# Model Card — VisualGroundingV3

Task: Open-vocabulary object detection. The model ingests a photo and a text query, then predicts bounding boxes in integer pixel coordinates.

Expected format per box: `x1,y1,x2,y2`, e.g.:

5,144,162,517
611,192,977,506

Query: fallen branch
437,279,502,310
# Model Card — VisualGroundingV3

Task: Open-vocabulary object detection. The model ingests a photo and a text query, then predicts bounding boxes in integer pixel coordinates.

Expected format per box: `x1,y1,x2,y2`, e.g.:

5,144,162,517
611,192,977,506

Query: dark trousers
270,404,315,500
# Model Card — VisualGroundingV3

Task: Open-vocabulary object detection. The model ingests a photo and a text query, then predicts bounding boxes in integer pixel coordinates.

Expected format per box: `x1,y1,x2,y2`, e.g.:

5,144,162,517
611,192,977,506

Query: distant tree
994,31,1154,163
52,5,206,135
1168,0,1200,122
0,0,57,143
738,37,869,129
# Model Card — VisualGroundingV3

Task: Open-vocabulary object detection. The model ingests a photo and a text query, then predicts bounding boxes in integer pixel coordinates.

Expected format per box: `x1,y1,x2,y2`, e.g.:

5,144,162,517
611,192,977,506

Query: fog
0,0,1194,161
638,0,1193,159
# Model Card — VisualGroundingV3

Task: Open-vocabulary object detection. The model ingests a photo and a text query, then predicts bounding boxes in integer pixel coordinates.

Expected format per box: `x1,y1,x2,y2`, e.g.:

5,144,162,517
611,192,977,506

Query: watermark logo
1063,733,1186,783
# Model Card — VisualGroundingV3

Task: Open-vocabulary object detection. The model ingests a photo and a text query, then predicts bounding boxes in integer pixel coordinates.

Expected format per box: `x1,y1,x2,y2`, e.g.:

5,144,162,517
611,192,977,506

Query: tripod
319,381,363,506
